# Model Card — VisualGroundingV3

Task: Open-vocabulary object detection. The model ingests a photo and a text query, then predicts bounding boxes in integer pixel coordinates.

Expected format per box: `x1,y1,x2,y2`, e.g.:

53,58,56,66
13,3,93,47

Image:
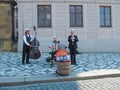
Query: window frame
37,5,52,28
69,5,83,27
100,6,112,27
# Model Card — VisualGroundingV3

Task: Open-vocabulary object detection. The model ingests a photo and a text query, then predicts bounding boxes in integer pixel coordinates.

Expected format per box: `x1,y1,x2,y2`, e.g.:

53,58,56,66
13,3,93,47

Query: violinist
22,28,34,64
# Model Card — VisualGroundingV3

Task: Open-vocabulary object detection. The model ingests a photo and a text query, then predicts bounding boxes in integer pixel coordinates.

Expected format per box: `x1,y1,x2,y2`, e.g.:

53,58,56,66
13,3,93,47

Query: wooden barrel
56,61,71,75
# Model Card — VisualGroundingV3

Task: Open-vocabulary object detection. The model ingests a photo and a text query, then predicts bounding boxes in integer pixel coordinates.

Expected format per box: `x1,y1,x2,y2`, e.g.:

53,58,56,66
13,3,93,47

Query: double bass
29,26,41,59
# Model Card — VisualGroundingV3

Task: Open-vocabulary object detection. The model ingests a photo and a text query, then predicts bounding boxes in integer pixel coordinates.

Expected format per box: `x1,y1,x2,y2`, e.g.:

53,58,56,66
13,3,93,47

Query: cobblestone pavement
0,52,120,77
0,77,120,90
0,52,120,89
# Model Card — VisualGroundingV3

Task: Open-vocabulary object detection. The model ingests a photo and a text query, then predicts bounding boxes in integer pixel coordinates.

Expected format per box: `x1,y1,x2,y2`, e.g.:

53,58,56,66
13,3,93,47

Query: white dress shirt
23,34,34,46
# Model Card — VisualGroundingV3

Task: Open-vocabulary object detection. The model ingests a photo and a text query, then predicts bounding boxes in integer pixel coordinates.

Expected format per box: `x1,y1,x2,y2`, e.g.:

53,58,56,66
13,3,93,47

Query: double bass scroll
29,26,41,59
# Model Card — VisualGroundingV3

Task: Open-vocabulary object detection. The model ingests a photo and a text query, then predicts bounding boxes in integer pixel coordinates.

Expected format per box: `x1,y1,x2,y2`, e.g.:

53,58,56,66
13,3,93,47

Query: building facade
17,0,120,52
0,0,17,51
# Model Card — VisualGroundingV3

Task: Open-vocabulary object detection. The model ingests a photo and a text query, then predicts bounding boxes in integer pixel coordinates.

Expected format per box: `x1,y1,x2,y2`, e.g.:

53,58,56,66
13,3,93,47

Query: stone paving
0,52,120,77
0,52,120,90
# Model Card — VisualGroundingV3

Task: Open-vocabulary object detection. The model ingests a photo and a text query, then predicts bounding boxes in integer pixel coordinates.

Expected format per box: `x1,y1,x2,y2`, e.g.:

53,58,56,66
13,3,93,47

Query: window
100,6,112,27
69,5,83,27
37,5,51,27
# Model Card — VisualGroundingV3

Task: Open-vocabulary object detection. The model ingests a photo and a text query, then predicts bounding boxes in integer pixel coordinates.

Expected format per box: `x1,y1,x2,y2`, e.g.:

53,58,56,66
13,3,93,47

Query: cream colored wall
17,0,120,52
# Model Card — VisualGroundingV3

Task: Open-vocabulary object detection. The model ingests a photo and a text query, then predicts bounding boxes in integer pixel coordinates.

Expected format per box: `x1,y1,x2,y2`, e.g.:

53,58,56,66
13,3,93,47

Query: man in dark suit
68,29,78,65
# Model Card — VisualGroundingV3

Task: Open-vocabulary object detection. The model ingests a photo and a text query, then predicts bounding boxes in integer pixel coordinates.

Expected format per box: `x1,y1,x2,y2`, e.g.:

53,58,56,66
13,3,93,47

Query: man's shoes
26,62,31,64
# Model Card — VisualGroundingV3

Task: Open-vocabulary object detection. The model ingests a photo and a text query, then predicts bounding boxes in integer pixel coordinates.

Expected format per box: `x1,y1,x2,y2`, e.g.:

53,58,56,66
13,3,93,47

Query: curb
0,69,120,86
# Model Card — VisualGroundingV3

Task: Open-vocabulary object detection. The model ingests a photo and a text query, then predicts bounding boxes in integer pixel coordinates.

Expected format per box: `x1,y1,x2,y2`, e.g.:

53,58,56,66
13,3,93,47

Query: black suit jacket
68,35,78,50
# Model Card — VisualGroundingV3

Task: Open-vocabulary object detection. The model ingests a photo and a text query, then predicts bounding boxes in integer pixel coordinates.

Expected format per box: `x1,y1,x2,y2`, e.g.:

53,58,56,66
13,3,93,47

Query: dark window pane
46,20,51,27
39,13,44,19
100,20,104,26
76,20,81,26
76,14,81,20
106,14,110,20
100,13,104,20
70,20,75,27
106,20,110,26
37,5,51,27
100,7,104,13
46,6,51,14
105,7,110,14
39,20,44,27
70,13,75,20
76,6,82,13
69,5,83,27
100,6,111,27
38,7,44,13
70,6,75,13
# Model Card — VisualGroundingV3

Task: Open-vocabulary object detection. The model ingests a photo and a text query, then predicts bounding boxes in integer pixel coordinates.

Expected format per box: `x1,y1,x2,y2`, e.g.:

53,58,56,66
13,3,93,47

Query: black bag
46,56,52,62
